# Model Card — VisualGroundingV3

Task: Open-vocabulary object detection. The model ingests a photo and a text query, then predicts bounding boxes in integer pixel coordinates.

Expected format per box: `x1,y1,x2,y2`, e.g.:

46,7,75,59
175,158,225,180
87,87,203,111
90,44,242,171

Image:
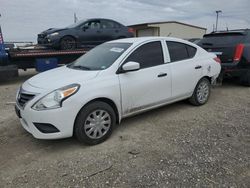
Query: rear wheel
60,36,76,50
189,78,211,106
74,101,116,145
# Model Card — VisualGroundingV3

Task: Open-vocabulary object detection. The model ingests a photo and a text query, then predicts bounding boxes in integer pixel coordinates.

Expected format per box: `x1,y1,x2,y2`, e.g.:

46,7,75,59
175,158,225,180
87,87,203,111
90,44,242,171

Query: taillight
234,43,244,61
214,57,221,64
128,27,135,33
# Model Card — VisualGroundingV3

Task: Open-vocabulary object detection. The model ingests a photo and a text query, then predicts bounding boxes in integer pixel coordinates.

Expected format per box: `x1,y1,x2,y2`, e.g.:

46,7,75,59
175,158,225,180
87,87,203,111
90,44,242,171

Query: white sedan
15,37,221,145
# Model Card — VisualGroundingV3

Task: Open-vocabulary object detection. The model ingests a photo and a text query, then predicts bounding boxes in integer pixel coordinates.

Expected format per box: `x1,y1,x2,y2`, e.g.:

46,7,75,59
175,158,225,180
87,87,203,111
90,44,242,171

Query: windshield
67,20,87,28
68,42,132,70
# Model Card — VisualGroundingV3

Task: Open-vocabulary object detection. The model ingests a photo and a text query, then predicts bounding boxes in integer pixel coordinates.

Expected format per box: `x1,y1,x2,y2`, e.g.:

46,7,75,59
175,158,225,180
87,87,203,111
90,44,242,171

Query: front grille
17,91,35,108
38,34,46,38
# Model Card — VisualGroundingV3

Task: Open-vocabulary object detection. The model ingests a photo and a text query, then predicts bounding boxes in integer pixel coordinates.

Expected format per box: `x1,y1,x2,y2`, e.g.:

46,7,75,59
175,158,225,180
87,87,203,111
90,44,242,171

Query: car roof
204,29,250,37
86,18,118,22
108,37,193,45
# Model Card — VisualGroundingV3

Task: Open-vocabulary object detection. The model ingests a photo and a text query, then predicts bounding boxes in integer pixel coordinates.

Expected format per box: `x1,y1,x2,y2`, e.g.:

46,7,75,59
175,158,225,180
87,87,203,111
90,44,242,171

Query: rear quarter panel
198,51,221,80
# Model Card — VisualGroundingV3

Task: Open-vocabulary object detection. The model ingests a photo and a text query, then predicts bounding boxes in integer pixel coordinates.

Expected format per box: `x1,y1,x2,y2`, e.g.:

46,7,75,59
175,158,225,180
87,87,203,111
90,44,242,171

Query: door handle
158,73,167,77
195,65,202,69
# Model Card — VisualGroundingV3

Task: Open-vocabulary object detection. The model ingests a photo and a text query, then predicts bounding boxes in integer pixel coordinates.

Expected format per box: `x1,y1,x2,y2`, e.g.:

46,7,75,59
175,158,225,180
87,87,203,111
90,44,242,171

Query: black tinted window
167,42,189,62
167,41,197,62
186,45,197,58
101,20,115,29
125,42,164,69
114,22,122,28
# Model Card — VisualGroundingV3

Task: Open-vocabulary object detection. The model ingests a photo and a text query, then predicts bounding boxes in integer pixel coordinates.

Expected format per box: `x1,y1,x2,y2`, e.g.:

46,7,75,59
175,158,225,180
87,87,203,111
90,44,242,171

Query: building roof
128,21,207,31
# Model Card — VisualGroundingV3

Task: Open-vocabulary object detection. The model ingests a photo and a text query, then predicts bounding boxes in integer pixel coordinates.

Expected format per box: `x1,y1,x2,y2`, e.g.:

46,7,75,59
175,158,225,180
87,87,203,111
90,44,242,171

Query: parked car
197,29,250,85
38,18,135,50
15,37,221,145
188,38,201,44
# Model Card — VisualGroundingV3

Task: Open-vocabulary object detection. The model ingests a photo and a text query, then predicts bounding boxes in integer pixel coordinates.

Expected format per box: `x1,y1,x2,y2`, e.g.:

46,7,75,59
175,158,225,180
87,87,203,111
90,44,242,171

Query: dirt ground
0,70,249,188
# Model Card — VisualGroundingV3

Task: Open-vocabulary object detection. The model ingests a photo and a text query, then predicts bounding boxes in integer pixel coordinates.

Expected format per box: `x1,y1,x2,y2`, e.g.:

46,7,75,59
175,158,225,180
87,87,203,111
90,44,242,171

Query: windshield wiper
71,65,91,70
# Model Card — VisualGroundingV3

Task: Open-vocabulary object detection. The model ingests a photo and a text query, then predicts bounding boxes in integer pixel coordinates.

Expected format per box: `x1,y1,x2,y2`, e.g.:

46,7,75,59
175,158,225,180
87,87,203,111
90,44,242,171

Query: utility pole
215,10,222,31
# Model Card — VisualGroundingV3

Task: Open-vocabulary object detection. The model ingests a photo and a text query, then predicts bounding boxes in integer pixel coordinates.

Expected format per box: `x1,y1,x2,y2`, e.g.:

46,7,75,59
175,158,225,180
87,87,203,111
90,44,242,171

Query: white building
129,21,207,39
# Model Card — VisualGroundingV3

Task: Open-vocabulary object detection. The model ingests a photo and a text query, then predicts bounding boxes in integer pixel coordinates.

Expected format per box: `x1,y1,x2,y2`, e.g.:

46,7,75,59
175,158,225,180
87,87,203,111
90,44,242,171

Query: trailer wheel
60,36,76,50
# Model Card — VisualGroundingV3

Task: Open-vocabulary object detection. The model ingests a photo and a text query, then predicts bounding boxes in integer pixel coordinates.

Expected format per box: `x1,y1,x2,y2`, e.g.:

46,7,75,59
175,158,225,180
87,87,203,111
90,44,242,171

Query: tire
74,101,116,145
240,70,250,86
189,78,211,106
60,36,76,50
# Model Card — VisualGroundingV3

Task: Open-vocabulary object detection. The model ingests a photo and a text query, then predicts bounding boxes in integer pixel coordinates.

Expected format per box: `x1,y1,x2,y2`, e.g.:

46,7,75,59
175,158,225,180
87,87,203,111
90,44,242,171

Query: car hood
27,66,100,90
40,28,67,35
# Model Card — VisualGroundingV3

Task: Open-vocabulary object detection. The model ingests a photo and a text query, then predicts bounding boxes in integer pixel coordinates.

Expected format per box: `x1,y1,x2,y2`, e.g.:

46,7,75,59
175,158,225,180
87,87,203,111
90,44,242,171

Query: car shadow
116,100,190,131
5,76,249,150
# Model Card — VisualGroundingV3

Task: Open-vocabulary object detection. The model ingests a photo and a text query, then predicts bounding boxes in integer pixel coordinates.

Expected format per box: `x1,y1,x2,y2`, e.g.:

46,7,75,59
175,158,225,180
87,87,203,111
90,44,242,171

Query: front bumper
15,103,77,139
14,82,82,140
37,35,60,48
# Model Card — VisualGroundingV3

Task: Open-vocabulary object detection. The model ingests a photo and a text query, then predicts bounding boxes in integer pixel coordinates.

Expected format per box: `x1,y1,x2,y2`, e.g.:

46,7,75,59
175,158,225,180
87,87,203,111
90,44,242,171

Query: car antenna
167,32,172,36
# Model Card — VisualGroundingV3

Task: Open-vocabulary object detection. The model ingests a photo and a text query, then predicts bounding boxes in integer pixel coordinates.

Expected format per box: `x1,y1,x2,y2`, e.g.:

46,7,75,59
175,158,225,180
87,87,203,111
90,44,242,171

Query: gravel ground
0,70,249,188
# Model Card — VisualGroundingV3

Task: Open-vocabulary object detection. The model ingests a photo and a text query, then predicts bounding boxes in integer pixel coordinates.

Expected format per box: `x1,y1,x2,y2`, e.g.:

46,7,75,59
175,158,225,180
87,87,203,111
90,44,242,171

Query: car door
100,20,118,42
79,20,102,45
166,41,202,98
118,41,172,116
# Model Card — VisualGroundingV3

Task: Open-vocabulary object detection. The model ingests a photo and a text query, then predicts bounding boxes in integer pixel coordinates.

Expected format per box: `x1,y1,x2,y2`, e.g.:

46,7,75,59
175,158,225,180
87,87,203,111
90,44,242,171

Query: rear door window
186,45,197,58
125,41,164,69
166,41,196,62
101,20,115,29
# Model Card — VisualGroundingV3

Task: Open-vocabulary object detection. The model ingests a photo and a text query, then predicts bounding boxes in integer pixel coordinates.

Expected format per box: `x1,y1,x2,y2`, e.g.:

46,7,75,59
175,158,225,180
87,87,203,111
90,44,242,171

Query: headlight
48,32,59,37
32,84,80,111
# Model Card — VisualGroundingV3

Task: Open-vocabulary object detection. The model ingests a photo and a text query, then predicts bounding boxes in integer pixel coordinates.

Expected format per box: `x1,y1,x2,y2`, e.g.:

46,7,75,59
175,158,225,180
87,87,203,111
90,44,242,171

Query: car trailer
0,26,88,80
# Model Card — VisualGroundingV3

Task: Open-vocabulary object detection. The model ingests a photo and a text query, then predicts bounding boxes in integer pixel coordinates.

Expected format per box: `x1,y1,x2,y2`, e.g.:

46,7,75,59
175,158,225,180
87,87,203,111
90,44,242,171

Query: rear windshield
198,33,245,46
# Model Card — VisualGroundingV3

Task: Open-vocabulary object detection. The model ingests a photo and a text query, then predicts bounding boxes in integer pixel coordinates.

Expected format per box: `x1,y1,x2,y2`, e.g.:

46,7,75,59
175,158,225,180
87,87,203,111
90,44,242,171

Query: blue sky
1,0,250,42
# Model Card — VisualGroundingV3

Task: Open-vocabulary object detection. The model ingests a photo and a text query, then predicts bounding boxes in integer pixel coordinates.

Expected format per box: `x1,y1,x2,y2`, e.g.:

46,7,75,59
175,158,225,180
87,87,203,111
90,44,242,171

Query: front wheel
60,36,76,50
189,78,211,106
74,101,116,145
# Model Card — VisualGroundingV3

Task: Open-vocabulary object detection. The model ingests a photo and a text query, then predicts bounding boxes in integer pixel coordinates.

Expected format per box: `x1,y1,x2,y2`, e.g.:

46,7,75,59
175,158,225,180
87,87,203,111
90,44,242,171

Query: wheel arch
202,76,212,83
61,35,77,40
60,35,78,44
59,35,78,49
192,76,212,92
74,97,120,130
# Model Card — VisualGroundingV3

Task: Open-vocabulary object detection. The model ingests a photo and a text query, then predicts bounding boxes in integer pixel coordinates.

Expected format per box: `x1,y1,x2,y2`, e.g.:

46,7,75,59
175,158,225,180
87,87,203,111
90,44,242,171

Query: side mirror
121,61,140,73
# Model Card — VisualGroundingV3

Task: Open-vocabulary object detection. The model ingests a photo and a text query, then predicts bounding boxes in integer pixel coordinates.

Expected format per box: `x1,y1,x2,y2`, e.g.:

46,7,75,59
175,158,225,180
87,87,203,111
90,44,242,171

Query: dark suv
198,29,250,85
38,18,134,50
